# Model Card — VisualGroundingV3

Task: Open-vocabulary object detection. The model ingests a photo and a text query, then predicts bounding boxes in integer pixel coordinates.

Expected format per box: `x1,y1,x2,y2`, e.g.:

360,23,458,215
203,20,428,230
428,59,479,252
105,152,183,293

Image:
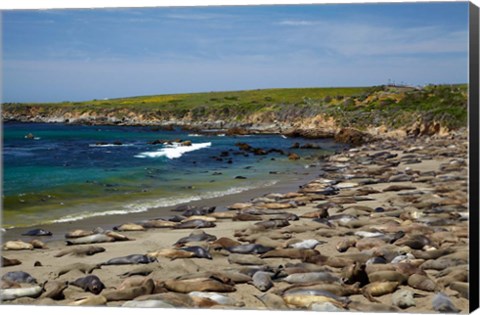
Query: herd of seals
0,131,469,312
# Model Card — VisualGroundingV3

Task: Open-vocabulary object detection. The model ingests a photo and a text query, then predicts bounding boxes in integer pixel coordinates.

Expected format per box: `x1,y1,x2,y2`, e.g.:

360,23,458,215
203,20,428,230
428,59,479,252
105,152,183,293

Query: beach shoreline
1,130,469,313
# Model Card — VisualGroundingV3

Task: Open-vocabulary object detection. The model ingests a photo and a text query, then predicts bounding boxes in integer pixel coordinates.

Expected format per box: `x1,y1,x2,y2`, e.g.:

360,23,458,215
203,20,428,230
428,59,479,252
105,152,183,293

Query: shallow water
2,122,343,228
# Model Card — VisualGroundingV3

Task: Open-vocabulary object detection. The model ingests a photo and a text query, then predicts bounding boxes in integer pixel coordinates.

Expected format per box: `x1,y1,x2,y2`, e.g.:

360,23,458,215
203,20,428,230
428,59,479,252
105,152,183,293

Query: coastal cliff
2,84,467,142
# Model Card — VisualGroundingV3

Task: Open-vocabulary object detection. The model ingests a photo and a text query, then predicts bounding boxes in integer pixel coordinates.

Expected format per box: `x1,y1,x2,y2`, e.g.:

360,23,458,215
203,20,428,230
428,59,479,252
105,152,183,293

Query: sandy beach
1,131,469,313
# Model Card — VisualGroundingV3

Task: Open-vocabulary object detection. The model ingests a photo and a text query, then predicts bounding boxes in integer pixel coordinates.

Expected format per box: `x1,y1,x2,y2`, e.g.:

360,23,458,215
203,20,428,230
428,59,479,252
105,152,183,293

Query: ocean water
2,122,343,228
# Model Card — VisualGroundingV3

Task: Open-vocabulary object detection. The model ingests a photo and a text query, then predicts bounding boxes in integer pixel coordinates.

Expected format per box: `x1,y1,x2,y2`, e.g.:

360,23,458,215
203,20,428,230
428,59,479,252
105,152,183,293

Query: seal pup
407,274,439,292
21,228,52,237
54,245,106,257
70,275,105,294
65,233,113,245
2,240,34,250
391,289,418,309
180,246,212,259
449,282,468,299
41,280,68,300
362,281,399,302
282,289,349,309
164,277,235,293
174,219,216,229
432,292,461,313
1,256,22,267
101,254,156,266
261,248,319,260
228,254,265,266
282,272,340,284
68,295,107,306
255,292,289,309
54,262,101,278
102,279,154,301
252,271,274,292
0,285,44,301
2,271,36,284
174,230,217,247
286,239,321,250
65,229,95,239
119,265,159,278
113,223,145,231
226,244,274,255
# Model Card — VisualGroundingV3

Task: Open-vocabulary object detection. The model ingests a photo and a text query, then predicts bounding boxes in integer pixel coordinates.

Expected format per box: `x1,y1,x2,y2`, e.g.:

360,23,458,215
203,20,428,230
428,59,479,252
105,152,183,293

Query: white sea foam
89,143,134,147
188,133,202,137
51,180,278,224
134,142,212,159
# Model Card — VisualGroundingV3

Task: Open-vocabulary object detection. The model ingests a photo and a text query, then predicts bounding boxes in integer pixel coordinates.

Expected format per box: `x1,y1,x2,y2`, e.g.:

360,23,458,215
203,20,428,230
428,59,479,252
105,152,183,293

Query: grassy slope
2,84,468,130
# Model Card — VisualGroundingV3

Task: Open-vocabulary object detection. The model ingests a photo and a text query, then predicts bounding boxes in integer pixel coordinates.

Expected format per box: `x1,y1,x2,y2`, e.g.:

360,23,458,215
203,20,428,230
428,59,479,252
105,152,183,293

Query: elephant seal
432,292,460,313
55,263,101,278
174,230,217,246
407,274,439,292
180,246,212,259
41,280,68,300
30,239,48,249
68,295,107,306
367,271,408,284
252,271,273,292
70,275,105,294
122,300,176,308
119,265,159,278
0,285,44,301
21,228,52,237
2,240,34,250
1,256,22,267
102,278,155,301
54,245,106,257
261,248,319,260
228,254,265,266
139,220,177,229
174,219,216,229
113,223,145,231
226,244,274,255
449,282,468,299
282,289,349,308
65,233,113,245
362,281,399,302
101,254,156,266
65,229,95,239
283,272,340,284
210,237,241,249
2,271,36,284
392,289,417,309
164,277,235,293
148,248,195,260
255,292,289,309
287,239,321,250
188,291,239,306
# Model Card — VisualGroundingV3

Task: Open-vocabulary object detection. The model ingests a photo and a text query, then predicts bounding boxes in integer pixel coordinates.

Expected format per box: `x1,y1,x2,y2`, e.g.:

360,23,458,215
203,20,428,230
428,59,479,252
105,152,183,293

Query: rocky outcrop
334,128,374,146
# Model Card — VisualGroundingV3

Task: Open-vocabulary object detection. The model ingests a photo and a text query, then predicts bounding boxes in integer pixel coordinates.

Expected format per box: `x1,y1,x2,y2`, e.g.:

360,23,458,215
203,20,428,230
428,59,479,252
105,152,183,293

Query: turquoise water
2,122,342,227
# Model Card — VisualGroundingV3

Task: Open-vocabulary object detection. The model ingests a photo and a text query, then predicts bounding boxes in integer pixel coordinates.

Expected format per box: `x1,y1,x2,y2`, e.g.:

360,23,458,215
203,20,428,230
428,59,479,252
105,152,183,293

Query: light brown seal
164,277,235,293
2,240,34,251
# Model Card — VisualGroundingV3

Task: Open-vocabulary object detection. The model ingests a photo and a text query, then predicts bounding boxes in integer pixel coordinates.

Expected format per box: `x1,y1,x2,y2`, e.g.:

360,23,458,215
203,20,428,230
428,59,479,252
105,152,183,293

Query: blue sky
2,2,469,102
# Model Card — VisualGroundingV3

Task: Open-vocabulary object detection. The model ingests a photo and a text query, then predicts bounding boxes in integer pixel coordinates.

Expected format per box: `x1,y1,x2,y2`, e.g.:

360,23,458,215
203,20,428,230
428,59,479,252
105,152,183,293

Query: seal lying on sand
2,240,34,250
164,276,235,293
174,230,217,247
65,234,113,245
0,285,44,301
54,245,106,257
1,256,22,267
2,271,37,284
70,275,105,294
101,254,157,266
